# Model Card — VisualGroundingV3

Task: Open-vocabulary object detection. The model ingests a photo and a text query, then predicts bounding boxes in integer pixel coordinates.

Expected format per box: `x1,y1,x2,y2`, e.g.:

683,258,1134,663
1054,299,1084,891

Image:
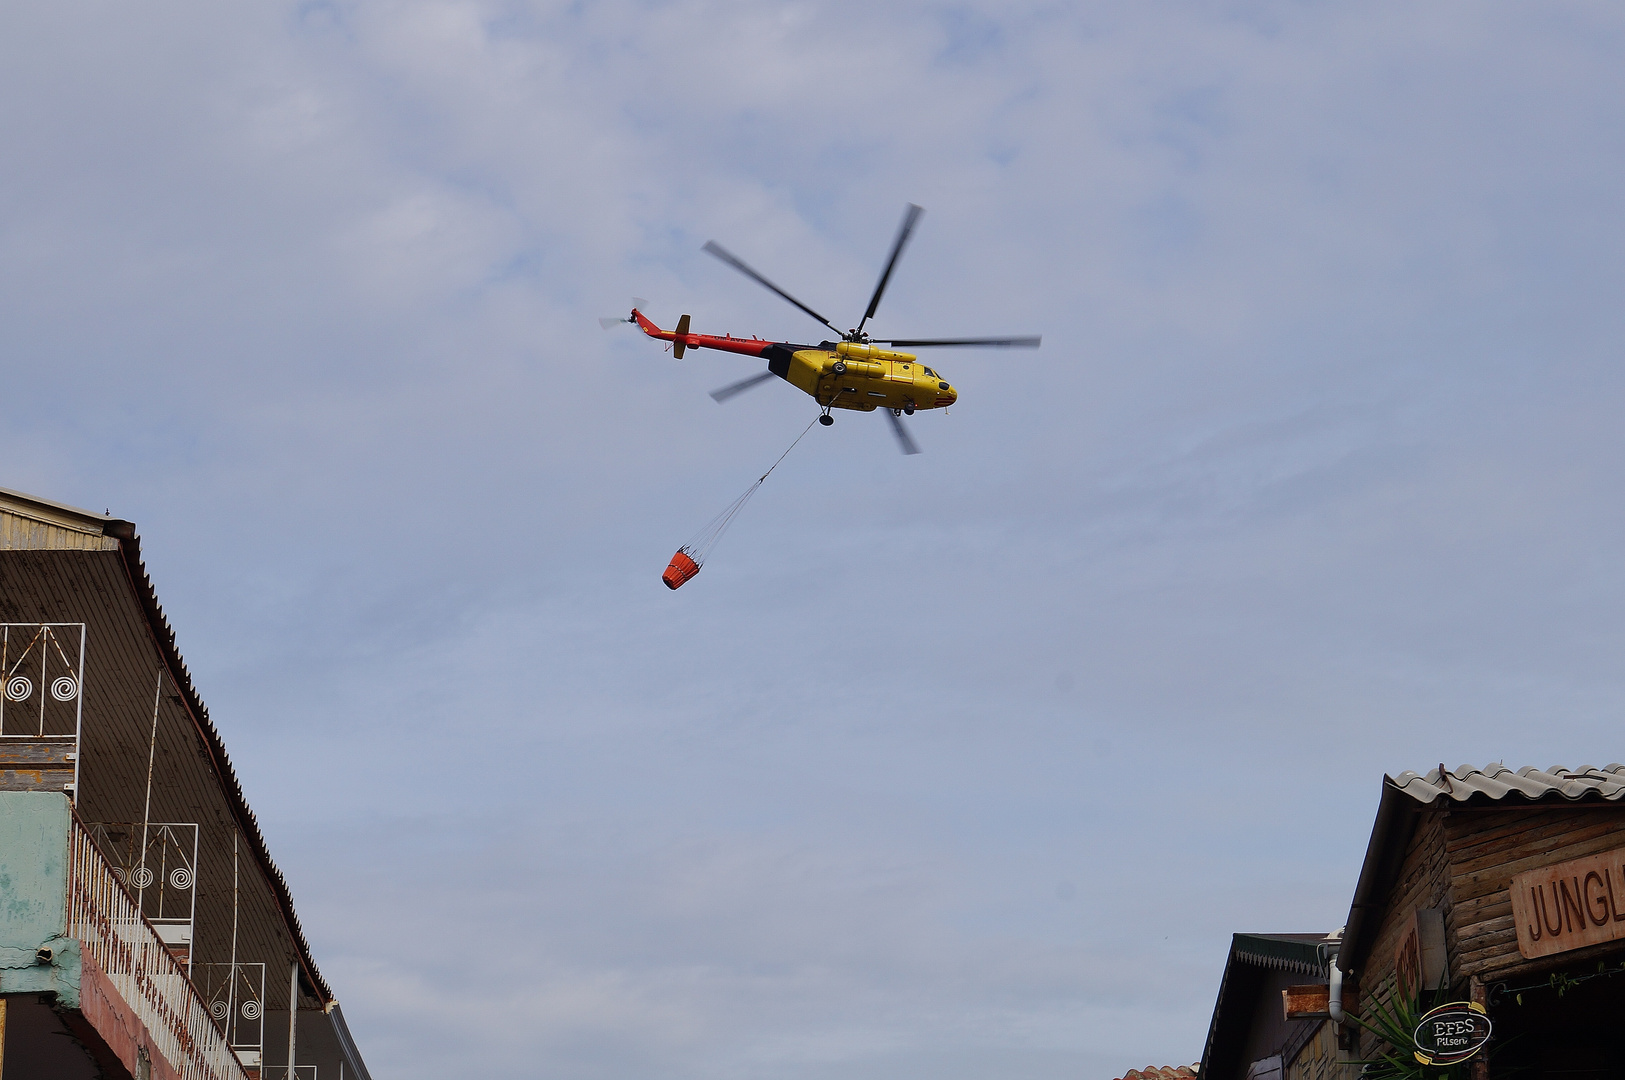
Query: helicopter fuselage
632,310,958,413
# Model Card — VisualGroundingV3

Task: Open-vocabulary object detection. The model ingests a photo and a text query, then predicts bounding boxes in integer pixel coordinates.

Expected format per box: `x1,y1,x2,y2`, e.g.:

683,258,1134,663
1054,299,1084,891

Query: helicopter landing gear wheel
903,403,915,415
819,414,834,426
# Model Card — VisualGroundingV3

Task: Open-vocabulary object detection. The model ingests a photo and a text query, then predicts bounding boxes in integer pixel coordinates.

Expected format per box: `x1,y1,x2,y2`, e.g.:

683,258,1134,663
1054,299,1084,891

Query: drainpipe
1319,936,1346,1024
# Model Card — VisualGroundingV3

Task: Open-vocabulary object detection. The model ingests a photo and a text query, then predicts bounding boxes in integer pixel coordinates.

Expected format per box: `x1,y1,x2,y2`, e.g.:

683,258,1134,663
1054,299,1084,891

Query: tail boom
632,309,782,358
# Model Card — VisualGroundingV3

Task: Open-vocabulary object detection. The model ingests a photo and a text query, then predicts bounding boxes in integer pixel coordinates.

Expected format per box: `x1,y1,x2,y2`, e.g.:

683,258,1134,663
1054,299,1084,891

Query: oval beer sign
1412,1001,1492,1065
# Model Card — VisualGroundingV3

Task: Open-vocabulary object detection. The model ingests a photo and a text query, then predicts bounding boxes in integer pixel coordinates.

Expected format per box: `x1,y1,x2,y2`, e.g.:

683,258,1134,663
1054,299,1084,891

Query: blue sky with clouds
4,1,1625,1076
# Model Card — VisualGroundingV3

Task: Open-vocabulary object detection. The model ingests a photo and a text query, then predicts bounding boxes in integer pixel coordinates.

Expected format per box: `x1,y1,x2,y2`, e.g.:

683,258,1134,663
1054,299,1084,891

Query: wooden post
1,995,8,1080
1470,976,1488,1080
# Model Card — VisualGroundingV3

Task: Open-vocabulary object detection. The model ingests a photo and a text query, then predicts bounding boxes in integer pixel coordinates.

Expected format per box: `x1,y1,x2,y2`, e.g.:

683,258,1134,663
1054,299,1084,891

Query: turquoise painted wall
0,790,80,1005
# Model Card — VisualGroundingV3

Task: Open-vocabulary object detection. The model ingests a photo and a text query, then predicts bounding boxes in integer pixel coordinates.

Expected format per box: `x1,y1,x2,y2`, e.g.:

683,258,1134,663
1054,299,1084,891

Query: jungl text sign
1509,845,1625,959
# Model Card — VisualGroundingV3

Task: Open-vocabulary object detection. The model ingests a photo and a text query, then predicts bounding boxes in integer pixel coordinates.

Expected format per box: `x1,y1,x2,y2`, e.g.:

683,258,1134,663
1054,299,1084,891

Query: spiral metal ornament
211,1000,229,1021
111,867,127,884
169,866,193,890
241,999,261,1020
5,676,32,701
51,676,79,701
130,866,155,889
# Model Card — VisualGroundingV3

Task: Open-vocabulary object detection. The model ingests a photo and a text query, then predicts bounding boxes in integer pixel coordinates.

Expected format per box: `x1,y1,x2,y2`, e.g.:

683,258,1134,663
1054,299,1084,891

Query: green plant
1349,987,1475,1080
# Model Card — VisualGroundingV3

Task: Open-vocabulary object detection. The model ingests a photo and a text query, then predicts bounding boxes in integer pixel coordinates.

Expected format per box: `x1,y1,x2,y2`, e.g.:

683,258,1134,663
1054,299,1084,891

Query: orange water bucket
662,549,701,590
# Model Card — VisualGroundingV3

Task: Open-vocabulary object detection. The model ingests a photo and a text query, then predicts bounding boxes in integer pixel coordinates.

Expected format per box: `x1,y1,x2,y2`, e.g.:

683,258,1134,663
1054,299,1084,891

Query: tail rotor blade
702,241,840,336
603,298,648,329
709,370,778,403
885,410,921,455
856,203,923,336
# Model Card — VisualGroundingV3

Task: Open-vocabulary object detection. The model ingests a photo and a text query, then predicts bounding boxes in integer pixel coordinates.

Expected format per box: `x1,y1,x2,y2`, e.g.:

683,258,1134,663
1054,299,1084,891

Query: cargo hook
819,386,847,426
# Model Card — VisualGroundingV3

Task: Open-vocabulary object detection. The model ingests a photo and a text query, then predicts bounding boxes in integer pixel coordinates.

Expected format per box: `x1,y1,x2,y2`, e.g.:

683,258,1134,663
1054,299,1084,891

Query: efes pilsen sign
1411,1002,1492,1066
1510,845,1625,959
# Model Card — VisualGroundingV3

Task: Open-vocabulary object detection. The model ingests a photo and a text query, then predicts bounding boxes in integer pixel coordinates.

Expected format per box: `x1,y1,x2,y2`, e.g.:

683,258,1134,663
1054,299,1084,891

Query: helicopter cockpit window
923,367,936,377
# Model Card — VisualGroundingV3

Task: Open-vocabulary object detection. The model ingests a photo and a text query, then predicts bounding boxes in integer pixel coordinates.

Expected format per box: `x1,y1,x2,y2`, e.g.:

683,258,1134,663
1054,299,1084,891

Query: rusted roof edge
110,527,334,1004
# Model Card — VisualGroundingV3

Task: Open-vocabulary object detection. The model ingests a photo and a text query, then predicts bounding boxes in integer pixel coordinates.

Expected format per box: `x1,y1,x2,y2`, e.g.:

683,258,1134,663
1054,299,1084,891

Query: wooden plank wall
1361,811,1453,997
0,507,117,552
0,736,77,792
1347,811,1452,1062
1445,804,1625,982
1286,1021,1351,1080
1285,799,1625,1075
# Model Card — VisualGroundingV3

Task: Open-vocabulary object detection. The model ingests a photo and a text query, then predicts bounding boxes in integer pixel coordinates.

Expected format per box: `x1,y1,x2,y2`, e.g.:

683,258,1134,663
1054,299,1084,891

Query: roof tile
1390,763,1625,806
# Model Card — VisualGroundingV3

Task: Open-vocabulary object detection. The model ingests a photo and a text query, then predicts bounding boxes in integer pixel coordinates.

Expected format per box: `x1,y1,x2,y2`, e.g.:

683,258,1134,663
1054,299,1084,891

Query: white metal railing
66,818,250,1080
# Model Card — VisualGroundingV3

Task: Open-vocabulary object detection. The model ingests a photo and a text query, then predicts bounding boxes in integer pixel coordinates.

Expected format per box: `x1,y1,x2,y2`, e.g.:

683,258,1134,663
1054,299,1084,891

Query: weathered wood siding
1343,811,1451,1062
1287,1021,1350,1080
1444,805,1625,981
0,736,77,792
1291,796,1625,1072
1361,811,1454,997
0,506,117,551
1356,804,1625,996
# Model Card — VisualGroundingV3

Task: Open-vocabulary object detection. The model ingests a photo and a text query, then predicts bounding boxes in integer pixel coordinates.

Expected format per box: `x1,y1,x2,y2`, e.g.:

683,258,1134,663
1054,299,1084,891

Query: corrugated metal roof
1390,763,1625,807
0,486,371,1078
0,487,331,1001
114,528,335,1004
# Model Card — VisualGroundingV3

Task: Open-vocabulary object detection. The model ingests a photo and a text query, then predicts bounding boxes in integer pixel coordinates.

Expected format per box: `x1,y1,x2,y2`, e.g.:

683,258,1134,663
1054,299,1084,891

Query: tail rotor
599,298,649,330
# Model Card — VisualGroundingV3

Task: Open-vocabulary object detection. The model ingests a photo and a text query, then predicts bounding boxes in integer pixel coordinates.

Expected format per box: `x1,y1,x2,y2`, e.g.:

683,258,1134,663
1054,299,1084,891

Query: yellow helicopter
604,204,1040,454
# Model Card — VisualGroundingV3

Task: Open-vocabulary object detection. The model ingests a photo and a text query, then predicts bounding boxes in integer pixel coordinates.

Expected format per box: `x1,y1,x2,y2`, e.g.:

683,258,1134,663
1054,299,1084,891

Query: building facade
0,486,372,1079
1199,763,1625,1080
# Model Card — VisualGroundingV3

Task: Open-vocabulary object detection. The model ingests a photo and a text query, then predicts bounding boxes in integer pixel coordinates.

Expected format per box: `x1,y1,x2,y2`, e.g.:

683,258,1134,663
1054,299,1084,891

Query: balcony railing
66,817,250,1080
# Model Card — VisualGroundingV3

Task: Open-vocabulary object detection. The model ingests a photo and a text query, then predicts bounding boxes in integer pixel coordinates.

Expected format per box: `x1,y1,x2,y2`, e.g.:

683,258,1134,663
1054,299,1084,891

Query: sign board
1281,984,1329,1020
1394,907,1447,998
1411,1001,1491,1065
1509,845,1625,959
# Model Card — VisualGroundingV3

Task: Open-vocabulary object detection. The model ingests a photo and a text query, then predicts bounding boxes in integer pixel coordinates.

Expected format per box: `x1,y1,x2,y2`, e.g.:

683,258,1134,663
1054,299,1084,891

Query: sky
4,1,1625,1076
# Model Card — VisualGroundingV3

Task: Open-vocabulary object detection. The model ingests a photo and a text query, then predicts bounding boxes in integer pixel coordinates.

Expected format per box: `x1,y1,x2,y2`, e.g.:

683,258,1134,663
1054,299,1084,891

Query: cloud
5,0,1625,1075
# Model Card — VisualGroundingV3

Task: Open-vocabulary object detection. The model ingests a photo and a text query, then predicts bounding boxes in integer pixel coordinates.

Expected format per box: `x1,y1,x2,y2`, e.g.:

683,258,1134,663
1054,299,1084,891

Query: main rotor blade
709,370,778,403
874,336,1042,348
702,241,840,335
885,410,922,455
856,203,923,337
